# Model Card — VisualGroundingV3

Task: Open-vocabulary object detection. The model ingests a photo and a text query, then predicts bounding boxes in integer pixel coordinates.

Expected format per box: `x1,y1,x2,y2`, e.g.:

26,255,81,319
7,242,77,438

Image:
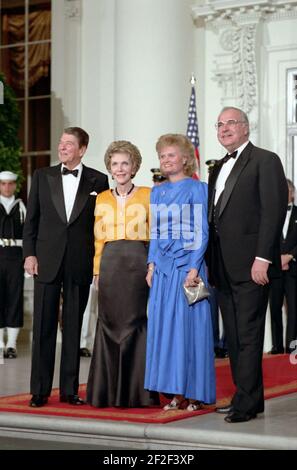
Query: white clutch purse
183,277,210,305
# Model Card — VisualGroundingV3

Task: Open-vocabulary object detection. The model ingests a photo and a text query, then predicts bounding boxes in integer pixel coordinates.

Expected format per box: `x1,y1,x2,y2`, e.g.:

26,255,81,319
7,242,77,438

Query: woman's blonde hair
104,140,142,178
156,134,197,177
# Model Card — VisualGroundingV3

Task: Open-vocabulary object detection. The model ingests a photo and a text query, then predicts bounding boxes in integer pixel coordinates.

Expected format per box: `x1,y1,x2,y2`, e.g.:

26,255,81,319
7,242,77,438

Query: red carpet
0,354,296,424
215,353,297,407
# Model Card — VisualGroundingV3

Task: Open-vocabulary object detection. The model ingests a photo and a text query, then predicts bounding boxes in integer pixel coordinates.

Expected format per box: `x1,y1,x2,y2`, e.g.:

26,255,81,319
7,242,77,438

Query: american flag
186,83,200,178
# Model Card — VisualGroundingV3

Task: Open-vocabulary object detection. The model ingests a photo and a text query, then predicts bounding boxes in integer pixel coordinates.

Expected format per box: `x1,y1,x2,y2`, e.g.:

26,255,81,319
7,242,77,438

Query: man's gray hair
220,106,249,125
218,106,250,137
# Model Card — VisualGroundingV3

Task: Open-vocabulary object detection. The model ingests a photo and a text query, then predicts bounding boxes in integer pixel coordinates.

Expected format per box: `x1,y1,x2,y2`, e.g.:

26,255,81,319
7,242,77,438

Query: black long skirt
87,240,158,407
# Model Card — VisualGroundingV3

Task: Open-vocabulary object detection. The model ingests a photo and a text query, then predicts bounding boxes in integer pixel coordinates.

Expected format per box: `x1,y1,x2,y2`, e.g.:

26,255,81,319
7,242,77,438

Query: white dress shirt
283,204,293,239
214,141,271,264
0,195,15,214
61,163,82,222
214,141,249,205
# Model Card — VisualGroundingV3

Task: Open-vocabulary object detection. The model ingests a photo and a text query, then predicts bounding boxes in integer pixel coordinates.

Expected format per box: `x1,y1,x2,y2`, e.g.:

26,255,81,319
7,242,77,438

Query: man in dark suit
269,179,297,354
208,107,287,423
23,127,109,407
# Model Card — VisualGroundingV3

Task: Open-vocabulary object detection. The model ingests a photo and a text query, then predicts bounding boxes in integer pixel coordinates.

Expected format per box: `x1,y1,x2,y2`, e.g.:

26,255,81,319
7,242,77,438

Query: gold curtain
2,10,51,89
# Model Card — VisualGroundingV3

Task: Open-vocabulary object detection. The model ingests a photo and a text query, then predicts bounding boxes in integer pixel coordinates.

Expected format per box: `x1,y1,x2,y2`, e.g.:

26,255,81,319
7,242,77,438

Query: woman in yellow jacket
87,140,158,408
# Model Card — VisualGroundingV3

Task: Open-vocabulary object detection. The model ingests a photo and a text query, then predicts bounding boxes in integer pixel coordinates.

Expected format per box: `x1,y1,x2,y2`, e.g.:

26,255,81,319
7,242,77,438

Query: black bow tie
62,167,79,177
287,205,292,211
222,151,238,164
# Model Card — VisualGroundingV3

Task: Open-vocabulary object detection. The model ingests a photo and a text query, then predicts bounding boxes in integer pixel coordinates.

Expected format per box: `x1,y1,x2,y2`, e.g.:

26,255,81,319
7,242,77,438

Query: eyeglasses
215,119,246,130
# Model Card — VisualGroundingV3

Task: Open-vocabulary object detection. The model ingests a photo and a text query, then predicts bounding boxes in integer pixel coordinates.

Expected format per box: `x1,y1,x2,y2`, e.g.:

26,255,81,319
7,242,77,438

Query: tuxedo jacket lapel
219,142,253,218
287,208,297,237
208,162,224,223
68,166,95,225
47,165,67,224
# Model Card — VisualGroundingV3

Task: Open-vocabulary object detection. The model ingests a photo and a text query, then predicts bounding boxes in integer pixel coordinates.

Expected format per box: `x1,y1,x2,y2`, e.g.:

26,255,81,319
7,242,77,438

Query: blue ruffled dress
144,178,216,403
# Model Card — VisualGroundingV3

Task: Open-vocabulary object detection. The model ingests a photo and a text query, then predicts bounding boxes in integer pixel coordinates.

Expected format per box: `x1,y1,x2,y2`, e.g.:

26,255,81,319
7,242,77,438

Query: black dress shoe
80,348,91,357
268,347,284,354
60,394,85,405
224,411,257,423
215,348,229,358
6,347,17,359
285,347,295,354
29,395,48,407
215,404,234,414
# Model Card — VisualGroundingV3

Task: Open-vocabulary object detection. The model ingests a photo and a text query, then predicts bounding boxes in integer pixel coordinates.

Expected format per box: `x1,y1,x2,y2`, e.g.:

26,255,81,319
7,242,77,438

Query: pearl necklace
115,184,134,198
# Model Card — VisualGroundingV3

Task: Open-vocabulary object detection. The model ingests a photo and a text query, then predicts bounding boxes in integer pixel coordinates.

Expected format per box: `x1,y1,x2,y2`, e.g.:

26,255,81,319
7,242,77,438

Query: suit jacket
208,142,288,282
23,164,109,284
280,205,297,276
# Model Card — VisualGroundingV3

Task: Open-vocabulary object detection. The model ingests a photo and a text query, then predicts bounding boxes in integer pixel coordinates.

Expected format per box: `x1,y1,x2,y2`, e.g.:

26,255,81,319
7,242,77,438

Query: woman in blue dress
145,134,216,410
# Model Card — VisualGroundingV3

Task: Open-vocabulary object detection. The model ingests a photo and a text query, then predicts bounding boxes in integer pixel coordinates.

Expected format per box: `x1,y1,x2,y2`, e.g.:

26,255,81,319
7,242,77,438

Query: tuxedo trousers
30,254,90,396
269,273,297,352
212,238,269,416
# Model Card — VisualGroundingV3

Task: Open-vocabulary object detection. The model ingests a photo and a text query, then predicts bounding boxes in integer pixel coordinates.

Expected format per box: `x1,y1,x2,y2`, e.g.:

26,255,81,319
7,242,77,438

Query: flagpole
186,74,200,179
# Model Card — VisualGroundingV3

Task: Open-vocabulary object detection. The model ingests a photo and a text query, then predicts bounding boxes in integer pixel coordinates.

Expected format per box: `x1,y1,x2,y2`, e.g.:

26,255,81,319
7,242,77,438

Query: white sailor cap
0,171,18,181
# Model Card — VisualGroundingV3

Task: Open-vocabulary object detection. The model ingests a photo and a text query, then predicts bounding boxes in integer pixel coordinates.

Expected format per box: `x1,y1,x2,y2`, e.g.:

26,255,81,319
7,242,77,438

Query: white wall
52,0,196,186
261,19,297,174
51,0,83,164
194,25,224,178
80,0,115,175
112,0,195,187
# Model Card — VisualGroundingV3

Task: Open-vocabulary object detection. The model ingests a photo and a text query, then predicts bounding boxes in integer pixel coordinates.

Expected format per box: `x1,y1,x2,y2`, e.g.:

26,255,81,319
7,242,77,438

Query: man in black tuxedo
23,127,109,407
208,107,287,423
269,179,297,354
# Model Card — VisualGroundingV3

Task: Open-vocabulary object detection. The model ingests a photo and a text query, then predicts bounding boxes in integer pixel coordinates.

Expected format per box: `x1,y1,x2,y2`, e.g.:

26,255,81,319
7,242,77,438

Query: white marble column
52,0,196,183
113,0,195,186
80,0,116,175
51,0,82,164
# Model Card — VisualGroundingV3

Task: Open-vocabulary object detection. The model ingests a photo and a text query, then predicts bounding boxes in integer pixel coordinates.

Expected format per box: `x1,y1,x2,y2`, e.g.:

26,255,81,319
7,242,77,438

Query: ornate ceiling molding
191,0,297,26
64,0,81,20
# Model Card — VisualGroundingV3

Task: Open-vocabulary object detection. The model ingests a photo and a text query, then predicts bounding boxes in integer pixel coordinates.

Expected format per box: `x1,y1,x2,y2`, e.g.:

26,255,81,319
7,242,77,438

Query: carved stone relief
213,22,258,130
64,0,81,20
192,1,297,138
233,24,258,115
